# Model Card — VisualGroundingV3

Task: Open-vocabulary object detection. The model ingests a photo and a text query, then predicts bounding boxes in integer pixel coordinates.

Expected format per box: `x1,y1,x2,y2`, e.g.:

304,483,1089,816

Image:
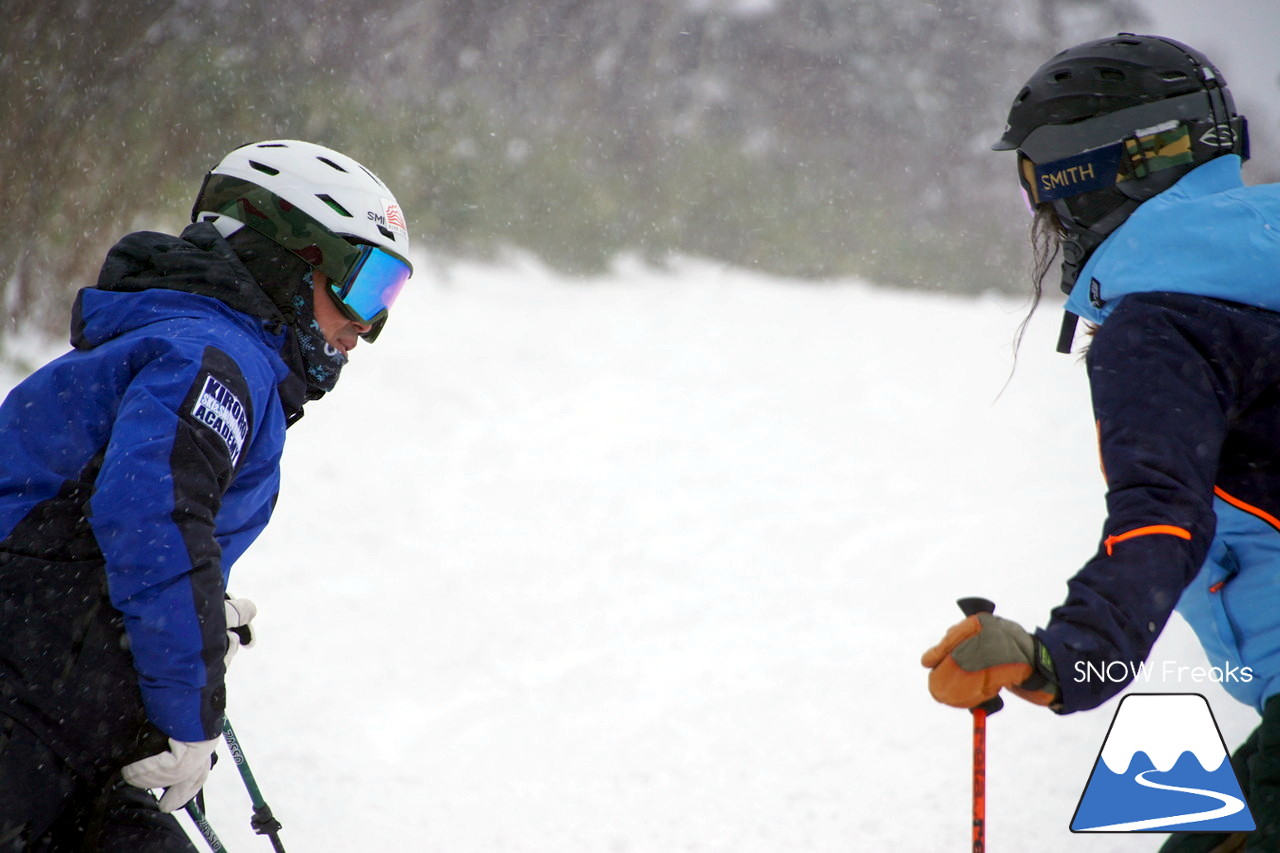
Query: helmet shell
994,34,1240,155
192,140,411,277
993,35,1248,309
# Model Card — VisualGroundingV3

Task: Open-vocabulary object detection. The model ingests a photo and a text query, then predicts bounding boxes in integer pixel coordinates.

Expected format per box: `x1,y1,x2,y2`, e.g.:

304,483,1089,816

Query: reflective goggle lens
331,246,411,326
1017,154,1037,214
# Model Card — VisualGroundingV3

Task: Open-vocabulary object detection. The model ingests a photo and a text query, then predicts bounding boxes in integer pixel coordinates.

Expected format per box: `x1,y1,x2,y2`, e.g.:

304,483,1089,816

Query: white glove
121,737,219,812
224,596,258,666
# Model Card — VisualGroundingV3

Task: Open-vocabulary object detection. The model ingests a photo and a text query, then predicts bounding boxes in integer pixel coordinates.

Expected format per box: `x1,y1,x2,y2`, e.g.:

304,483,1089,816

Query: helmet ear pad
226,226,312,320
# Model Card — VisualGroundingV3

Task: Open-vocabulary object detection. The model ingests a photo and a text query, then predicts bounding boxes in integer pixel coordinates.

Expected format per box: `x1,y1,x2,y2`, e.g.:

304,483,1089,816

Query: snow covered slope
3,256,1260,851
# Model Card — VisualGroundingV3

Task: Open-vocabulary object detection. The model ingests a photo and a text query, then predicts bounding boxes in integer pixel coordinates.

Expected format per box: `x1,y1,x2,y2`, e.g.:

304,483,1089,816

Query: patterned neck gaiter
291,272,348,398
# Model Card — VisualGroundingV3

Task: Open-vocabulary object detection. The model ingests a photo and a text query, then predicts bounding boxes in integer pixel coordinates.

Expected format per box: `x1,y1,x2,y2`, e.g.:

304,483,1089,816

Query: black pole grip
957,597,996,618
956,598,1004,715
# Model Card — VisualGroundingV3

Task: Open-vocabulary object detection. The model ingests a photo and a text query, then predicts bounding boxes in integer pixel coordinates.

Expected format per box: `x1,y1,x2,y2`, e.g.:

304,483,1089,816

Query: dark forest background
3,0,1191,339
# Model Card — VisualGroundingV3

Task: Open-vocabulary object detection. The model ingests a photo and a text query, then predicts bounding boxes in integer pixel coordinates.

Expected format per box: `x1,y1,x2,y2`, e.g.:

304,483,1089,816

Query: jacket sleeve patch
190,374,249,467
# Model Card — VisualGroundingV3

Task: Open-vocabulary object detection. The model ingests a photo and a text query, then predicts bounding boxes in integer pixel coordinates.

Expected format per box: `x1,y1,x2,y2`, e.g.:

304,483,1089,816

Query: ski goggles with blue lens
326,244,412,332
194,174,413,341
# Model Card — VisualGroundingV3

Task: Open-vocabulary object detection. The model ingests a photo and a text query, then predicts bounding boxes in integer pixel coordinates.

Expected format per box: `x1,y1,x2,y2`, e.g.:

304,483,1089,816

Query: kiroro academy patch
190,375,248,466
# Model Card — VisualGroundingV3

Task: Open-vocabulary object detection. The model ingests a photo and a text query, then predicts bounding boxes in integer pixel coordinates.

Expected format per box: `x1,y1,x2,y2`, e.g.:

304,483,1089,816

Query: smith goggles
1016,120,1194,211
193,173,414,340
325,244,411,328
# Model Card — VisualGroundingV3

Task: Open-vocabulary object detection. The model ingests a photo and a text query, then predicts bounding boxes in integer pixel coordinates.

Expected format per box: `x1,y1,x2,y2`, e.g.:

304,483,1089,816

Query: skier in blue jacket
0,140,413,850
920,35,1280,850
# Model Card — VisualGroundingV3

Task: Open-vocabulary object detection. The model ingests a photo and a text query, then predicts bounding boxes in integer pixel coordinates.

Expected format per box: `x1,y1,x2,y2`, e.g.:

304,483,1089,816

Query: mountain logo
1071,693,1254,833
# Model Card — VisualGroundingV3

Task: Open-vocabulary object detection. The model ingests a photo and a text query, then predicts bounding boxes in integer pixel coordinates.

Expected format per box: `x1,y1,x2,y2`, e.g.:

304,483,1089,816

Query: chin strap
1053,196,1142,354
1052,227,1104,355
1056,311,1079,355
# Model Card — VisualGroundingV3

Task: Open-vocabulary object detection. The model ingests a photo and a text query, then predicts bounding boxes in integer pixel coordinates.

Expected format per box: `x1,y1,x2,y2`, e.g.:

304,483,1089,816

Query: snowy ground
3,256,1262,851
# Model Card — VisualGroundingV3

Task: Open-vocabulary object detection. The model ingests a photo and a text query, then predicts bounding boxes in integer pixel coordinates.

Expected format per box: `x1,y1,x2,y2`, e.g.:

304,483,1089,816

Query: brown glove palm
922,612,1058,709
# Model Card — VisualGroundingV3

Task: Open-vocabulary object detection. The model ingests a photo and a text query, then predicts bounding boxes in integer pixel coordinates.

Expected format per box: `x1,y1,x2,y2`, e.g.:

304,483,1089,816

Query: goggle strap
1118,122,1192,181
1023,121,1197,204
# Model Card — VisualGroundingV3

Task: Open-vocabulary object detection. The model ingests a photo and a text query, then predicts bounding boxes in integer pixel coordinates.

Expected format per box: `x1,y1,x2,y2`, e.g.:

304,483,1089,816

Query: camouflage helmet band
195,173,364,283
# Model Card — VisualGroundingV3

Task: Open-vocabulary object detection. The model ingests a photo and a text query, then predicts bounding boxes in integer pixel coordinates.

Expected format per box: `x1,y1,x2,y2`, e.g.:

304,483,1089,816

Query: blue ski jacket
0,223,307,762
1045,155,1280,714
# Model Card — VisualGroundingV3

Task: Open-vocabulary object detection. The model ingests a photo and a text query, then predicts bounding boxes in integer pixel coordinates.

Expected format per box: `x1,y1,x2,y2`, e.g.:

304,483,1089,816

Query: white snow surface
1,255,1263,851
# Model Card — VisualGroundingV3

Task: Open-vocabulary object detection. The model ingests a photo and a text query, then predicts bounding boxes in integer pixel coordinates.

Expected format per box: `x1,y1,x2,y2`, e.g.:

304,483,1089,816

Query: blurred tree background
3,0,1146,339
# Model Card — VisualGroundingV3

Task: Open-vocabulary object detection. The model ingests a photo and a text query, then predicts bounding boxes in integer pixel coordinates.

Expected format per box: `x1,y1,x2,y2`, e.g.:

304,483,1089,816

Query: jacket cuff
140,683,223,743
1035,627,1128,715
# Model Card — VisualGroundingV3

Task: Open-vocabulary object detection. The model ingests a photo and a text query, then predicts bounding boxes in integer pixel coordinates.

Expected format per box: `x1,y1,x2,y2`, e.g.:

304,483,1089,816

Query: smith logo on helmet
1199,124,1240,149
381,198,407,238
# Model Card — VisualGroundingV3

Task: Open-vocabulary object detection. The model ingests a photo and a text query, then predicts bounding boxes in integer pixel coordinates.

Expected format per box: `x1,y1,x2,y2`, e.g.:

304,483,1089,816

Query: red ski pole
957,598,1003,853
971,704,989,852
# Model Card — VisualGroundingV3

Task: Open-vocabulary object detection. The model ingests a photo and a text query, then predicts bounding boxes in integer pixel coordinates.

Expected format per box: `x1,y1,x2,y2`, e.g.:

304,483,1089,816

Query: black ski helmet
995,34,1248,312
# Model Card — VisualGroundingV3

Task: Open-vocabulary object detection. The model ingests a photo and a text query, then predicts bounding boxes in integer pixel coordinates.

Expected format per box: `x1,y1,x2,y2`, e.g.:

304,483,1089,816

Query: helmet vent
1052,70,1073,83
249,160,280,176
359,165,387,188
316,156,349,173
376,224,397,242
1098,68,1126,82
316,194,353,218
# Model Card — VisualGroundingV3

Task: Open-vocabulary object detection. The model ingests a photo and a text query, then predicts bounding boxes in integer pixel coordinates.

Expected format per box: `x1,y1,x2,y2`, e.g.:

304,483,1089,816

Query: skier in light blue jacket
921,34,1280,851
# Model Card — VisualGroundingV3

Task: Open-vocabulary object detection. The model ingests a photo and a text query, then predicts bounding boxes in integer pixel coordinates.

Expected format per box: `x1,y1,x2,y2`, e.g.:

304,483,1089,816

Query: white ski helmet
192,140,412,339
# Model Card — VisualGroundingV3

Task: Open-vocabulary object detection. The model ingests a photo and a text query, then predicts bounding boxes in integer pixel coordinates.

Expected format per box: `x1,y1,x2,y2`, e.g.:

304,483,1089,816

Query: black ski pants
1,550,196,850
0,713,197,852
1161,694,1280,853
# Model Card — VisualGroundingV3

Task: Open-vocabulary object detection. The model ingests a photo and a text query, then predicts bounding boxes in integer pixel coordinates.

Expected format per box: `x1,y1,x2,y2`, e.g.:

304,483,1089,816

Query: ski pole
222,717,287,853
956,597,1003,853
185,797,228,852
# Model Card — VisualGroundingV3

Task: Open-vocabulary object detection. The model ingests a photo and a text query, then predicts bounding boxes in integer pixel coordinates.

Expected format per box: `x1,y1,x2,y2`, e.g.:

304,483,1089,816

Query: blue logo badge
1071,693,1254,833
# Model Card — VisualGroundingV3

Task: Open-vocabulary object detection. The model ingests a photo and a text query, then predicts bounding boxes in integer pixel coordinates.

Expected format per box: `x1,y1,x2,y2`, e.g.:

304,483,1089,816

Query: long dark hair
1013,205,1066,357
996,206,1067,397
